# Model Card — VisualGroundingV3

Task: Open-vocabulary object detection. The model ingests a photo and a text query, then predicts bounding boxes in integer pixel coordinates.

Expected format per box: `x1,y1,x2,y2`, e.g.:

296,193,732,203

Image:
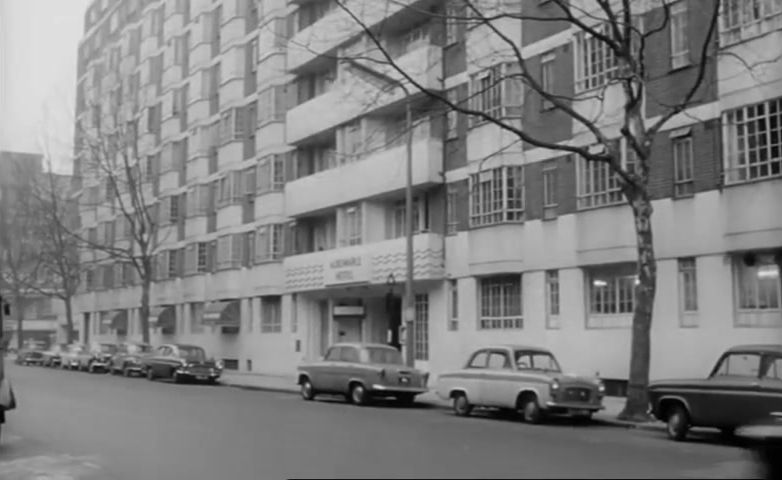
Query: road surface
0,363,760,479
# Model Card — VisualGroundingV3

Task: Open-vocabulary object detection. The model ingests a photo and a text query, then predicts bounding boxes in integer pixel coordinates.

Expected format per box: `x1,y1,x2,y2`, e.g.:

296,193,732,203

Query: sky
0,0,91,173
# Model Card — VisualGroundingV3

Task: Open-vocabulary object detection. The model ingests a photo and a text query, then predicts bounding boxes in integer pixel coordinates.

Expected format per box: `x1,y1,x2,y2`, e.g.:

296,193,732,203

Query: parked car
109,342,153,376
141,344,223,383
60,344,90,370
435,345,606,423
297,343,429,406
649,344,782,441
79,343,119,373
41,344,69,367
14,347,46,366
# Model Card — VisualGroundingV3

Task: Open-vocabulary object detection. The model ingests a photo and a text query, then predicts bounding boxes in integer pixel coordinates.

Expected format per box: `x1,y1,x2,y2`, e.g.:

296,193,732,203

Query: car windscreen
366,347,403,365
514,351,562,372
179,347,206,362
99,344,117,354
129,344,152,354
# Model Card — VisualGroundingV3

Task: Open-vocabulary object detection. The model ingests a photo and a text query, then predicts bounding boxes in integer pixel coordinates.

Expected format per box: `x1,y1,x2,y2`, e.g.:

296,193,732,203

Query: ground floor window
734,253,781,312
586,263,637,329
478,275,523,330
260,296,282,333
414,294,429,361
190,302,204,334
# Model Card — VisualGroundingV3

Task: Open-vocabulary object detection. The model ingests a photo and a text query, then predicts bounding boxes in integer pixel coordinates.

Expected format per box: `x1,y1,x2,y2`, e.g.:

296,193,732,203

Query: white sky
0,0,91,173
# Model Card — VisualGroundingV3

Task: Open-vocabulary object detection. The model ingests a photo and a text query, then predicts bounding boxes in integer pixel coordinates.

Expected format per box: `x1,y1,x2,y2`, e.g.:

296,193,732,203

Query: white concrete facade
73,0,782,386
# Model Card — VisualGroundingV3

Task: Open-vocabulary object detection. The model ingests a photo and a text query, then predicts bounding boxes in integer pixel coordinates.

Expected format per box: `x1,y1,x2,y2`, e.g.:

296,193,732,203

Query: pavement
219,371,667,430
0,363,760,480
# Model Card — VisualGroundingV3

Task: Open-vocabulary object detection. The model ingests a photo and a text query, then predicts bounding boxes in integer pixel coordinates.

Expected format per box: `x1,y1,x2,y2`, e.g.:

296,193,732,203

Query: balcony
285,136,442,217
287,0,422,72
284,232,445,292
287,44,443,143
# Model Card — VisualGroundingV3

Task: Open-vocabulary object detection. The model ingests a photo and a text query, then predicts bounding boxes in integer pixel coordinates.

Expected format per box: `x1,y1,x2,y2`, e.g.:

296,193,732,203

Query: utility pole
403,94,415,368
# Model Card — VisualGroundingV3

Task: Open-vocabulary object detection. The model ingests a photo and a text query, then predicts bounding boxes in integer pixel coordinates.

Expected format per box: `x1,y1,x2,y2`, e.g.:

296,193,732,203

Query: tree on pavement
314,0,723,420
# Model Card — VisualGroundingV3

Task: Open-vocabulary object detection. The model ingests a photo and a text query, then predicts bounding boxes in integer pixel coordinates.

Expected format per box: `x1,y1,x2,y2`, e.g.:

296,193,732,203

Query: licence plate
571,409,591,416
196,375,208,380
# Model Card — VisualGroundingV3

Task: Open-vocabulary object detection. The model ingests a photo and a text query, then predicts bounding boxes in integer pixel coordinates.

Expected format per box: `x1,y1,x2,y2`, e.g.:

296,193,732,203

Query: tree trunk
619,194,657,422
14,293,24,351
64,295,76,344
140,277,151,344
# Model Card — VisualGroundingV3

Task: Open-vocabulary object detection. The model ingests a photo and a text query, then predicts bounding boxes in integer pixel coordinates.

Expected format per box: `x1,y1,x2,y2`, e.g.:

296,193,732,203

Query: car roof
727,344,782,354
171,344,203,349
476,344,553,353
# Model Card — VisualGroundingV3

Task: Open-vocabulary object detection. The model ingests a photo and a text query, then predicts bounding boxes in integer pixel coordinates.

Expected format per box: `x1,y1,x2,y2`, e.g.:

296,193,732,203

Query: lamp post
342,58,416,367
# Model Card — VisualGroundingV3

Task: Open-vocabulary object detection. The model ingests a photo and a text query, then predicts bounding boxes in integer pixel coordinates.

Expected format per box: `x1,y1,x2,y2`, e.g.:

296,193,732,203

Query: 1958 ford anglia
436,345,606,423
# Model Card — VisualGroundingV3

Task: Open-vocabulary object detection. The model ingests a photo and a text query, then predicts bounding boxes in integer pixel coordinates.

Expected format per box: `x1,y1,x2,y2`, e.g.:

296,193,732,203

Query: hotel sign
324,254,372,286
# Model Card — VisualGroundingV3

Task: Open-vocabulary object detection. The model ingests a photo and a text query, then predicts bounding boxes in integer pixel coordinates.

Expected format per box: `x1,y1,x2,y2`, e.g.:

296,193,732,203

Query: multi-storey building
75,0,782,390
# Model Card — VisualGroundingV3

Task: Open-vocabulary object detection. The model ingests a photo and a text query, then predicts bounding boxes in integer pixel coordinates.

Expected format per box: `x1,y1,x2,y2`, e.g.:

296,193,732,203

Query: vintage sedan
41,344,69,367
60,344,90,370
436,345,606,423
80,343,119,373
14,347,46,366
297,343,429,406
109,342,153,376
649,344,782,441
141,344,223,384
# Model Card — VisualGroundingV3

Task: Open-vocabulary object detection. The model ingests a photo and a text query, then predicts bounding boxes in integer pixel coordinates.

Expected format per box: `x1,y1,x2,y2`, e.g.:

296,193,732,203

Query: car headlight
550,379,560,395
216,360,224,370
597,381,606,394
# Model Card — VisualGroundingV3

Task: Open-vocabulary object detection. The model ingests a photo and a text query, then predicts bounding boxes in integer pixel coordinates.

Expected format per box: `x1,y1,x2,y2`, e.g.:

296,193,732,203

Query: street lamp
342,58,416,367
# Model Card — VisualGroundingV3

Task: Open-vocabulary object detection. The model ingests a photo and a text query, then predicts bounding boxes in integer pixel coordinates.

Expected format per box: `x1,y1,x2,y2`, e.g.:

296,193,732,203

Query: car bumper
545,401,605,414
176,368,221,381
91,361,111,369
369,384,428,396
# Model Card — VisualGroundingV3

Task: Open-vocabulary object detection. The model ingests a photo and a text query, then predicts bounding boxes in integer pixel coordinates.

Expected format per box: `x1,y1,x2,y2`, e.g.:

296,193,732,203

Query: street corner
0,454,111,480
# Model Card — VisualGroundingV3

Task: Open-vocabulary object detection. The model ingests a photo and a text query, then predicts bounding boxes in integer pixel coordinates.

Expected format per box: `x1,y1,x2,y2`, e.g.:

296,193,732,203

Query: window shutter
234,106,246,140
208,240,217,272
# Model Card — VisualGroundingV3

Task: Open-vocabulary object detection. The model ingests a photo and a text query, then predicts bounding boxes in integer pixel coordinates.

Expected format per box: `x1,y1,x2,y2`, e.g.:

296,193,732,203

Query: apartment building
75,0,782,387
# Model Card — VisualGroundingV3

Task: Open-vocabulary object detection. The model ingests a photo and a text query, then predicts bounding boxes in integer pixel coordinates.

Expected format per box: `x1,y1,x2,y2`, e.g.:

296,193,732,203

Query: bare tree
68,69,168,344
314,0,722,420
0,162,44,350
20,158,82,344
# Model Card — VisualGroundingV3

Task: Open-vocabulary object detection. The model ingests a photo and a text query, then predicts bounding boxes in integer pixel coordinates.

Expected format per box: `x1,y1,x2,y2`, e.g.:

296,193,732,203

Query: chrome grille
563,387,592,403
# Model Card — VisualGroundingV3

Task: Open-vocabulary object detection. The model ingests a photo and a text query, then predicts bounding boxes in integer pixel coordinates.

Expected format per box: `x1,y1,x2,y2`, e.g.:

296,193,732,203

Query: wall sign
323,254,371,286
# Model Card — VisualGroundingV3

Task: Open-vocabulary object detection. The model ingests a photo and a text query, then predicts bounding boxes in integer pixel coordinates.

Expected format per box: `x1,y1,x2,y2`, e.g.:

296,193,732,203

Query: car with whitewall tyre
141,344,223,384
436,345,606,423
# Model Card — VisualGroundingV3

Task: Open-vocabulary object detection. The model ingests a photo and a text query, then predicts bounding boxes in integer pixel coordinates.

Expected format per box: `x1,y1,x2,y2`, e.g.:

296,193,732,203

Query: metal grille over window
414,294,429,361
469,166,524,226
724,97,782,183
479,275,523,330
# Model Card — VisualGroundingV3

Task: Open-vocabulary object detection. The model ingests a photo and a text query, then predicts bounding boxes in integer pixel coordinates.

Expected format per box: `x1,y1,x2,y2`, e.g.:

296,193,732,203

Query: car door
758,354,782,418
482,350,516,408
462,349,490,406
312,347,341,392
337,346,361,393
703,351,764,427
150,346,169,375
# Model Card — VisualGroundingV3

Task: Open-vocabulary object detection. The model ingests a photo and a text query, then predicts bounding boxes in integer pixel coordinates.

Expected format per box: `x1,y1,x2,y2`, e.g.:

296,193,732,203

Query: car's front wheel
666,404,690,441
300,379,316,401
520,396,543,424
452,393,473,417
350,383,368,406
146,367,156,381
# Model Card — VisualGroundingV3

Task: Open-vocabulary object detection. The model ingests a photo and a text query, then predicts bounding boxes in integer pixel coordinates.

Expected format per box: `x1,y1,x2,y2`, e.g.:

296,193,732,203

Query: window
542,163,558,216
540,52,555,110
469,166,525,226
260,296,282,333
469,63,522,126
575,23,618,92
168,196,179,224
576,155,623,209
714,353,762,378
673,135,695,197
338,121,363,163
445,1,464,45
256,154,288,193
414,294,429,361
445,87,459,139
735,254,781,311
670,2,689,69
389,197,428,239
546,270,560,321
255,224,283,262
339,205,362,246
722,0,782,45
468,350,489,369
446,184,459,235
257,85,288,125
587,264,637,315
763,356,782,380
197,242,208,272
678,258,698,315
479,275,523,330
448,279,458,331
724,97,782,183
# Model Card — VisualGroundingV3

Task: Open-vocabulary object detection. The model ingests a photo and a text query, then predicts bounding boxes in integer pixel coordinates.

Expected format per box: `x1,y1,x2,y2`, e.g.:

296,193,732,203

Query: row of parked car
297,342,782,446
16,341,224,384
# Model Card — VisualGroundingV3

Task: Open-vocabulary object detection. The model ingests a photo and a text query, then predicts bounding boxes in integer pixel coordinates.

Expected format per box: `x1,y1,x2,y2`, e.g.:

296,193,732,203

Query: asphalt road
0,362,761,480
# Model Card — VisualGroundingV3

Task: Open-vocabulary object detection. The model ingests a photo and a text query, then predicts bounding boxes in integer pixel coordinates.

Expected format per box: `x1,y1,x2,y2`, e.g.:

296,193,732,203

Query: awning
150,305,176,331
110,310,128,331
202,300,240,327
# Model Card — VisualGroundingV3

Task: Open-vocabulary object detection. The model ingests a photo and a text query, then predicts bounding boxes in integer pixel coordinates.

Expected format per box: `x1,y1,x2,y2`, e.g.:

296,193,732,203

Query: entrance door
318,301,329,357
333,316,362,343
83,313,91,344
386,294,402,350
